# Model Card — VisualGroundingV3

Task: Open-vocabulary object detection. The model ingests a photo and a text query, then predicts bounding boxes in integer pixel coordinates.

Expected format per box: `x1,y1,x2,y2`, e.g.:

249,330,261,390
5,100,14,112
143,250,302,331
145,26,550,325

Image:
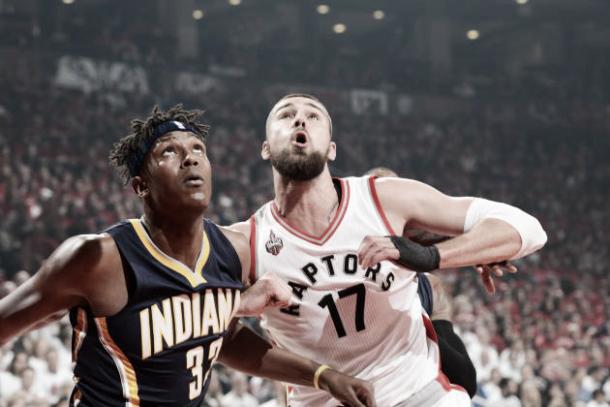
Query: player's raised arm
0,234,122,346
218,320,376,407
358,177,547,270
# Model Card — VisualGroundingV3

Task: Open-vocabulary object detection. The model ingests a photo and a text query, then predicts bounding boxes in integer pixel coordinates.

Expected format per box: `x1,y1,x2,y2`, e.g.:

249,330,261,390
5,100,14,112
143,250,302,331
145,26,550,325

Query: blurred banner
52,56,471,118
176,72,225,94
55,56,149,94
350,89,389,115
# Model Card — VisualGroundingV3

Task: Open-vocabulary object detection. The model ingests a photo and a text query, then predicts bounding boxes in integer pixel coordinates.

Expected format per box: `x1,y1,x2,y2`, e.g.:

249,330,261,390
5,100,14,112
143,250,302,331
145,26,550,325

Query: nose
293,111,306,129
181,152,199,168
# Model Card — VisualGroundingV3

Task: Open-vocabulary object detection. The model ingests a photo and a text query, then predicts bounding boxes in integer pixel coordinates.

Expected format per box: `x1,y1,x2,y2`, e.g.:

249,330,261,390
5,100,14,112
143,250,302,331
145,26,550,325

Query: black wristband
389,236,440,272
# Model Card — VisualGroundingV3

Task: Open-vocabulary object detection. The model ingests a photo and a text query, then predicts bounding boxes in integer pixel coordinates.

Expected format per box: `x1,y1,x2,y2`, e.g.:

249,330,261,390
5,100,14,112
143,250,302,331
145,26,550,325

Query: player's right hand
475,261,518,294
318,368,377,407
235,273,295,317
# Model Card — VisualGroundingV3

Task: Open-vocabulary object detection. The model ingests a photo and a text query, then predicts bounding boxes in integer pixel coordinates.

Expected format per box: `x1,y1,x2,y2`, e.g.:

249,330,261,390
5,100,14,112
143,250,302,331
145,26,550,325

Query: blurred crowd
1,42,609,405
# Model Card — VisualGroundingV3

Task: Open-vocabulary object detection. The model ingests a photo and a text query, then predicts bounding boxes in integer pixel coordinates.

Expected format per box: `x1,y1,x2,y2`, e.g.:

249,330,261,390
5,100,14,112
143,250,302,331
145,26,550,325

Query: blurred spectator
491,378,522,407
520,379,542,407
588,389,610,407
202,373,224,407
220,372,259,407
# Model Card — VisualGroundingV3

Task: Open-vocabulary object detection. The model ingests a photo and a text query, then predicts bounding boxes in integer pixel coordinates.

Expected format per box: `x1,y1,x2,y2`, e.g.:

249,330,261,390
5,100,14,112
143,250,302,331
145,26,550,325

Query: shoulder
218,226,249,255
423,272,452,321
44,233,118,276
34,233,122,311
226,221,251,240
373,176,433,200
217,226,250,282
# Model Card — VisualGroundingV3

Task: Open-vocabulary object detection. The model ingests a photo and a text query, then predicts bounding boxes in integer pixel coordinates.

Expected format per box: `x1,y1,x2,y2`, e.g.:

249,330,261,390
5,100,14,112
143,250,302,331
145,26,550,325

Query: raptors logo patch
265,230,284,255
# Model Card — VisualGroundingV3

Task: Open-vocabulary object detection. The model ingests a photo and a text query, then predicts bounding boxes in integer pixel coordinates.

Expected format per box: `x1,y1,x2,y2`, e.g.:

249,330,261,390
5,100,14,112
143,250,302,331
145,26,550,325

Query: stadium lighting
317,4,330,15
192,9,204,20
516,0,529,4
466,29,480,40
333,23,346,34
62,0,75,4
228,0,241,5
372,10,385,20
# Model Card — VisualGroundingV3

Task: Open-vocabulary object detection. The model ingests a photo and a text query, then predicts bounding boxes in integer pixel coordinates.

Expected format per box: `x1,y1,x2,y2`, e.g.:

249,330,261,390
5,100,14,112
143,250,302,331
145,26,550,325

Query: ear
131,176,149,198
261,140,271,160
327,141,337,161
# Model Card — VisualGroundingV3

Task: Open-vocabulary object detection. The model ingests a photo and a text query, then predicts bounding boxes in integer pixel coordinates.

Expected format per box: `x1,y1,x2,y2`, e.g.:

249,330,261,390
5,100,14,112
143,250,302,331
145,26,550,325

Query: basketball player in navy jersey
231,94,547,406
0,105,376,407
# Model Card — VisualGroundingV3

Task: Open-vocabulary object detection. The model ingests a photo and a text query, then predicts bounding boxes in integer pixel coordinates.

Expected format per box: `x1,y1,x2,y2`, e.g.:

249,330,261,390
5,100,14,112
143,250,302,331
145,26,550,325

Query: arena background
0,0,609,406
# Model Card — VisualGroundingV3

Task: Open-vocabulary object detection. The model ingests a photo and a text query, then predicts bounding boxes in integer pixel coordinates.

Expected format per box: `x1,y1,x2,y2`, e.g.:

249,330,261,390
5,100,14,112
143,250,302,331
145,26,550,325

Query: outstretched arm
0,234,122,346
358,177,546,270
218,321,376,407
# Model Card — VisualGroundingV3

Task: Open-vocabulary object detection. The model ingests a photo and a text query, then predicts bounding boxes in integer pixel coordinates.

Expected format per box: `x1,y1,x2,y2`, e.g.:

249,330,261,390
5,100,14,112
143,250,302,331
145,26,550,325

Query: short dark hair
269,93,333,136
278,93,324,105
109,104,209,184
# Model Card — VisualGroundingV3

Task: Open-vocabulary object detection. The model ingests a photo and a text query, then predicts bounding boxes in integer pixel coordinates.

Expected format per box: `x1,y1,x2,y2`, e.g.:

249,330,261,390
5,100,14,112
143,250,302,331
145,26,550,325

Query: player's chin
190,193,210,207
180,190,211,209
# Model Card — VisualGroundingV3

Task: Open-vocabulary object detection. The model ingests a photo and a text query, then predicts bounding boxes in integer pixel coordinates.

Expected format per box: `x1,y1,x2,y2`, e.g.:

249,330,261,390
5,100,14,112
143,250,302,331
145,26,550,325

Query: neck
273,168,339,235
141,208,205,269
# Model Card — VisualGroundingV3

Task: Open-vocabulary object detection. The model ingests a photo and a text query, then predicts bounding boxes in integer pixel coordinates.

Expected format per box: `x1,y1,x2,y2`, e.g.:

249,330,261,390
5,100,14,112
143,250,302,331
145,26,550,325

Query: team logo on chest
265,230,284,255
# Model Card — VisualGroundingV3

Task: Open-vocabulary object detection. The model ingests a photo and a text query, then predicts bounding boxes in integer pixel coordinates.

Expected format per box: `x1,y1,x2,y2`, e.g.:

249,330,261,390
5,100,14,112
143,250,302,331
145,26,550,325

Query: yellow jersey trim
128,219,207,287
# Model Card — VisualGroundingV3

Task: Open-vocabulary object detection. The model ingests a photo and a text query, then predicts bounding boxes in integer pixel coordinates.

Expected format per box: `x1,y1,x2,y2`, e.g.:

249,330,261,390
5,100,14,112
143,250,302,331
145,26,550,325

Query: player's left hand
318,368,377,407
475,261,518,294
235,273,296,317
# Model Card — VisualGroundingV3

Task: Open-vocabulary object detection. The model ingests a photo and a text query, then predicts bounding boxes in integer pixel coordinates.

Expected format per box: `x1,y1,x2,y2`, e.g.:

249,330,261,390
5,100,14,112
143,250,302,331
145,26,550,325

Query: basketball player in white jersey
230,94,547,407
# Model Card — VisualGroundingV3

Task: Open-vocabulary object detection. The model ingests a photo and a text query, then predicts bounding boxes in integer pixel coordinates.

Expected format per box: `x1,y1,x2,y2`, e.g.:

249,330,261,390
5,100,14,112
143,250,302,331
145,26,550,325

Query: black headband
127,120,198,177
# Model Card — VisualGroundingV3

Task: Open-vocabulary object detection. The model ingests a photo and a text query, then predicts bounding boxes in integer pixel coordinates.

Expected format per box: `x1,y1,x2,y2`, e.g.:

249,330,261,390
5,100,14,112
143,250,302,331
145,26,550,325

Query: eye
162,146,176,156
308,112,320,120
193,144,206,155
279,111,294,119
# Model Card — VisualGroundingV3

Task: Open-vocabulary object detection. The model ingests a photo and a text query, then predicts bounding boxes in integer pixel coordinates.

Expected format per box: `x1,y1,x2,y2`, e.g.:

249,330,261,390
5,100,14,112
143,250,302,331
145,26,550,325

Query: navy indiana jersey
69,218,243,407
417,274,434,316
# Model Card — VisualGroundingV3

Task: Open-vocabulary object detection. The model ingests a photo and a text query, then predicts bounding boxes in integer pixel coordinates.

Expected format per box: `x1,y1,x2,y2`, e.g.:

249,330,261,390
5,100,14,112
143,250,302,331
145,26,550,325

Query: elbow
533,221,548,250
511,216,548,260
525,217,547,253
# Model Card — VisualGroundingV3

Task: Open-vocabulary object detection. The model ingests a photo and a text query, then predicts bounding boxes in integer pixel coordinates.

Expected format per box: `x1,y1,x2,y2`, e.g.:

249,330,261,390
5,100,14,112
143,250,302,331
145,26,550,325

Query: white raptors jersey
250,176,442,407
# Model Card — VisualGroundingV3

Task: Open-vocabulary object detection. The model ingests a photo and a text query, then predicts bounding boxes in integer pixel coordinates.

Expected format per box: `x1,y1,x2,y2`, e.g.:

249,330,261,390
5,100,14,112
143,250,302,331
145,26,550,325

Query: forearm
218,321,320,386
0,279,44,346
436,218,521,269
461,198,547,261
433,320,477,398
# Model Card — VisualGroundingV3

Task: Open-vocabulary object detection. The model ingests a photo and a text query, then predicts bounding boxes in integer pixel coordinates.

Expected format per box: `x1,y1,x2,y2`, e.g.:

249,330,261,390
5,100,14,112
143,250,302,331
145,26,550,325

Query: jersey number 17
318,283,366,338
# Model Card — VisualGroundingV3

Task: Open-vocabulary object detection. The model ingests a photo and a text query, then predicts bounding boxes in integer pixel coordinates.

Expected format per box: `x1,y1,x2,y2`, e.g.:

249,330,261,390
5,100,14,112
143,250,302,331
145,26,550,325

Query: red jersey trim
368,176,396,235
270,178,350,246
422,314,468,395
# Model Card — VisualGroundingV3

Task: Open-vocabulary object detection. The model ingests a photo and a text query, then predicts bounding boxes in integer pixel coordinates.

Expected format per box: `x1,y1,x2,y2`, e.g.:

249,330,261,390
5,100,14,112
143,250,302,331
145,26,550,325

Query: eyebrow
275,101,325,115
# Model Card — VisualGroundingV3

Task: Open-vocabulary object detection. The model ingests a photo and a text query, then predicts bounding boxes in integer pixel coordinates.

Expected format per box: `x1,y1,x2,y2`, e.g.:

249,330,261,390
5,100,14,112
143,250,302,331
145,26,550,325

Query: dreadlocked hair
109,104,209,184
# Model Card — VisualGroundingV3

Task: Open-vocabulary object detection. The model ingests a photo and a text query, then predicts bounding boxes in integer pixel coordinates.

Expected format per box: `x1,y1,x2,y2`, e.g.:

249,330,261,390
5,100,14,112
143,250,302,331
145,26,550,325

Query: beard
270,147,328,181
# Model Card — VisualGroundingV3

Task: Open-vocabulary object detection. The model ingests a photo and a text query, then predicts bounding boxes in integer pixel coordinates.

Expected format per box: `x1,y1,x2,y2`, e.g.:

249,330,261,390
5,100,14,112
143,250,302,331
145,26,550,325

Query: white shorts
396,375,471,407
430,388,471,407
